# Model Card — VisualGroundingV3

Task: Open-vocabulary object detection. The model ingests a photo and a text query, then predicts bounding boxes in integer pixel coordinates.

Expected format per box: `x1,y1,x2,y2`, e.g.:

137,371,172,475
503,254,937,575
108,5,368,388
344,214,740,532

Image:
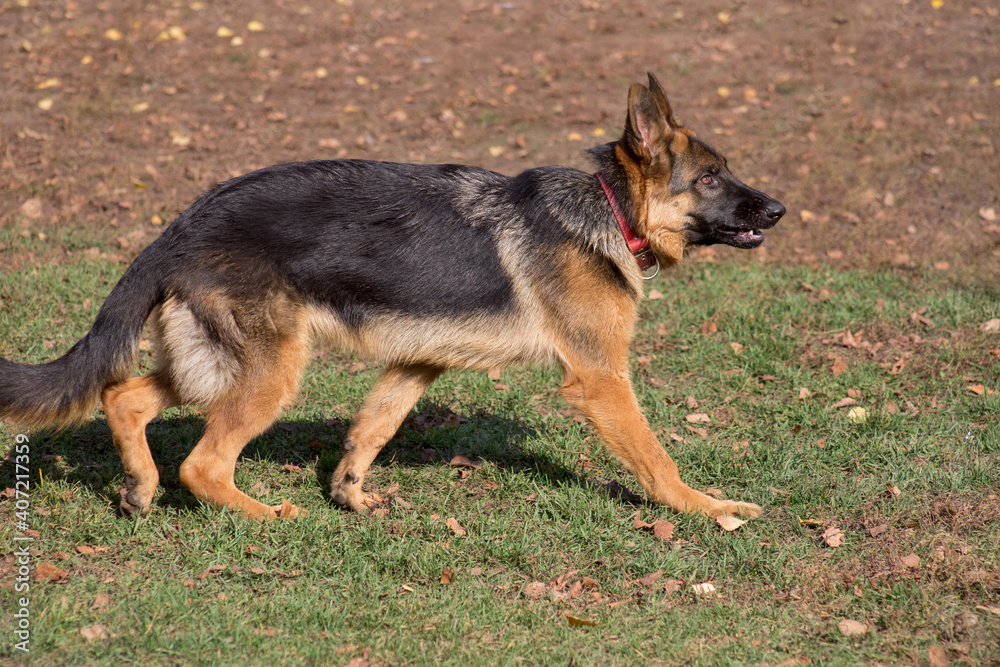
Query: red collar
595,172,657,271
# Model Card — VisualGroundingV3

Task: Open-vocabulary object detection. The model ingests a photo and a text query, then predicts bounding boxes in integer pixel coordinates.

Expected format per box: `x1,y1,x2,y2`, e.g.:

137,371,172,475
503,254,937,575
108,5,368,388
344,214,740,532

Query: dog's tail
0,249,164,429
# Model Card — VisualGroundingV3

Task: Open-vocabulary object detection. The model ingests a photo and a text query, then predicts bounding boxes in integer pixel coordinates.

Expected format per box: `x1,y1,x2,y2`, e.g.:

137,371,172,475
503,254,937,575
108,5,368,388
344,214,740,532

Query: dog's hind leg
178,336,310,521
330,363,443,513
560,363,762,518
102,373,179,517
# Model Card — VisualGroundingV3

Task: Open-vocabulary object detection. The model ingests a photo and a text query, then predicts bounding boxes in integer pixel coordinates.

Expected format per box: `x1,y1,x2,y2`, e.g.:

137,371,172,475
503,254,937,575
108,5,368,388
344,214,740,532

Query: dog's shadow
0,399,646,515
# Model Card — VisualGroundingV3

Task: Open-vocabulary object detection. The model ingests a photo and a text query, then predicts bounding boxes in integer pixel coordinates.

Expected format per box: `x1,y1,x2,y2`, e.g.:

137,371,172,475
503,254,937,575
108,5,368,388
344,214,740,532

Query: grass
1,256,999,665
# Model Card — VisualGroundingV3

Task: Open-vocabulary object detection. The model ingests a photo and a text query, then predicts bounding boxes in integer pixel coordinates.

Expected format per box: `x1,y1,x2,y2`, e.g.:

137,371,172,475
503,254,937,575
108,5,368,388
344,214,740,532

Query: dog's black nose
764,200,785,221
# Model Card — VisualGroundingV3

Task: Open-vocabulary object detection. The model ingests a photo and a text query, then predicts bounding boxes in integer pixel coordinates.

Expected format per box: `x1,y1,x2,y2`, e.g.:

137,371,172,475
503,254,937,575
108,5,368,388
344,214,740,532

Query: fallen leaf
91,593,110,610
449,455,479,468
685,413,711,424
635,570,663,587
565,614,597,627
831,397,858,409
869,523,888,537
249,567,267,575
446,517,467,537
34,562,69,583
487,366,503,380
886,483,902,497
632,513,654,530
648,289,664,300
979,207,997,221
729,341,744,354
691,582,716,596
663,578,684,594
967,385,985,396
440,566,454,584
523,581,548,599
837,618,868,636
282,463,301,473
700,319,718,335
822,526,845,547
975,605,1000,616
198,564,226,580
715,514,747,531
900,553,920,568
831,357,849,375
652,520,675,541
798,387,813,401
80,624,106,642
910,309,934,328
927,644,948,667
847,407,868,423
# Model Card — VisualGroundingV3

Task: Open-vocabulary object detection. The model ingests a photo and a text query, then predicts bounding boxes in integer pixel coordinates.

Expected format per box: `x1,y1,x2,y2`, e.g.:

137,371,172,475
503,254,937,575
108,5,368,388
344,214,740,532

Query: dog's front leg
559,366,761,518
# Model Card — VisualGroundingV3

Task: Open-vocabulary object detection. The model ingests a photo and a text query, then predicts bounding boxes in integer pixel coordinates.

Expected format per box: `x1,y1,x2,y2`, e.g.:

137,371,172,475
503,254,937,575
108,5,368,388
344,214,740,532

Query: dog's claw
272,499,306,519
119,487,149,518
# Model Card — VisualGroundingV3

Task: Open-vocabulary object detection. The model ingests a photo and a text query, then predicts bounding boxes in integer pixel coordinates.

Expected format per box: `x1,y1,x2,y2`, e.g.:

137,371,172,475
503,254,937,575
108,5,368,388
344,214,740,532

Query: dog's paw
272,498,307,519
331,487,390,516
709,499,763,519
119,487,151,518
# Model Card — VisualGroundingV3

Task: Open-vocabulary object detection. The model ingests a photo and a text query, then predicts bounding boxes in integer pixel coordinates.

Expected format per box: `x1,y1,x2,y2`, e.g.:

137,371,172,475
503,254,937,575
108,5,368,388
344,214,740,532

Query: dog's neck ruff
595,172,658,274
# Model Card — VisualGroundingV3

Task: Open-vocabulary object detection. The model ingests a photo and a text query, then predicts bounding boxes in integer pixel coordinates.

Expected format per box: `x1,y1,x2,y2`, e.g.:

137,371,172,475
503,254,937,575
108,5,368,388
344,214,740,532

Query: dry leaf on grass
523,581,548,599
663,579,684,594
831,397,857,409
449,455,479,468
715,514,747,531
900,553,920,568
927,644,949,667
981,318,1000,333
446,517,467,537
79,624,106,642
691,582,716,596
869,523,888,537
685,412,711,424
198,564,226,580
647,289,663,300
565,614,597,627
837,618,869,636
635,570,663,587
652,520,675,541
822,526,844,547
440,566,454,584
34,562,68,583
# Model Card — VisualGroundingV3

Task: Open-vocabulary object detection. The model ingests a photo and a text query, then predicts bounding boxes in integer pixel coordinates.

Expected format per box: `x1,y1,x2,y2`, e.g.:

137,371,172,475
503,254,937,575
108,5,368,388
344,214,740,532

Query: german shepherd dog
0,73,784,521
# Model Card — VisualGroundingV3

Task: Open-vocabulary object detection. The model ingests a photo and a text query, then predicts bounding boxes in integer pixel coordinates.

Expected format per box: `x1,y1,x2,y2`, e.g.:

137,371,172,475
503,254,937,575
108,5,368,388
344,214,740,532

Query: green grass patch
1,259,998,665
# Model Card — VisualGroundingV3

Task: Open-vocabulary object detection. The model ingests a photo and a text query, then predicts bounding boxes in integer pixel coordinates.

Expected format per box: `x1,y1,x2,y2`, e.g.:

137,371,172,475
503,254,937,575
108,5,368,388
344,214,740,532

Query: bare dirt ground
1,0,998,276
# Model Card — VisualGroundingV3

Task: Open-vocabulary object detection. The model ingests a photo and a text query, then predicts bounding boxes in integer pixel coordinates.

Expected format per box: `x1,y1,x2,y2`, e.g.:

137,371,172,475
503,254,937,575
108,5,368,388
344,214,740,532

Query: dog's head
615,72,785,262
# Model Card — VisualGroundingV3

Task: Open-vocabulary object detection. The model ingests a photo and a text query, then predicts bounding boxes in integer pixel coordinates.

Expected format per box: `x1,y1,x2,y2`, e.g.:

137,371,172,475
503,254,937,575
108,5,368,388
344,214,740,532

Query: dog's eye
699,174,715,186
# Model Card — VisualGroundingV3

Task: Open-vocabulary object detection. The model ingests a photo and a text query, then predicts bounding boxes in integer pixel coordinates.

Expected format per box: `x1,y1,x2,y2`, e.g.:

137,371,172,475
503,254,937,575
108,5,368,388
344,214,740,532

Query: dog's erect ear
645,71,682,131
625,82,672,164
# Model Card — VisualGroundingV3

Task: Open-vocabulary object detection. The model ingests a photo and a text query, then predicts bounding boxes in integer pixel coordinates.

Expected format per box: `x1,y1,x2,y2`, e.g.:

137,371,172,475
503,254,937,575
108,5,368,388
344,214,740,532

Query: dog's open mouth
719,227,766,249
